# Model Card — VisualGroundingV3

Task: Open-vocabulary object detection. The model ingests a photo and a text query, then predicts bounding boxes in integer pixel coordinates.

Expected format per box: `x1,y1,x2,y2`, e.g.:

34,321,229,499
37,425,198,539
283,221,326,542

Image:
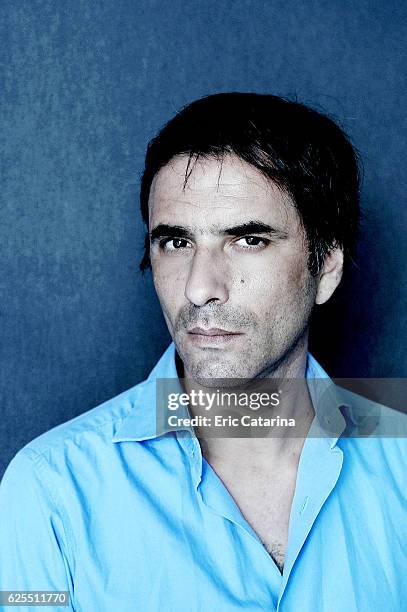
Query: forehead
148,154,301,232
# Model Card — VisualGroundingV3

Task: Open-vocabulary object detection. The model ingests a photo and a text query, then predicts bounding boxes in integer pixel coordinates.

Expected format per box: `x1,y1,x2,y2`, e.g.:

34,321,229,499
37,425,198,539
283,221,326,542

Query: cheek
235,256,300,294
234,256,314,317
152,260,186,313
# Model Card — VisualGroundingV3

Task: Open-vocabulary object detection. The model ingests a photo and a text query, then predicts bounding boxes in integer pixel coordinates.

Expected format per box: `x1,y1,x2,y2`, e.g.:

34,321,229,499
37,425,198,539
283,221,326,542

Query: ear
315,246,344,305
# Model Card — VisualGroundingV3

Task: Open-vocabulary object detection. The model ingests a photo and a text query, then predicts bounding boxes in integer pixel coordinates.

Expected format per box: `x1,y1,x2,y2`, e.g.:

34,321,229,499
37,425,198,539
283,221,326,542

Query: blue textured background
1,0,406,476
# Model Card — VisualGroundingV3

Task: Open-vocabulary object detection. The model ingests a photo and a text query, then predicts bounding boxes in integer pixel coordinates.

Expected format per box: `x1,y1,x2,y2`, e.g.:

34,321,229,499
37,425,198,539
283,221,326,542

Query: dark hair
139,92,361,275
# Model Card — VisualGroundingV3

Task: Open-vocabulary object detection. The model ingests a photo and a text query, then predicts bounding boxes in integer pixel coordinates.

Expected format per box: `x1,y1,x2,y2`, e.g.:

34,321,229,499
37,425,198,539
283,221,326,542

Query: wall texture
1,0,406,476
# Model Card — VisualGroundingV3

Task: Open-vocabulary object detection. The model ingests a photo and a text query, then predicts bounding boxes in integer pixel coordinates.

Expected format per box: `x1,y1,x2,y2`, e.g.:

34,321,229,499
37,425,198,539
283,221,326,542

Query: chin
184,358,252,386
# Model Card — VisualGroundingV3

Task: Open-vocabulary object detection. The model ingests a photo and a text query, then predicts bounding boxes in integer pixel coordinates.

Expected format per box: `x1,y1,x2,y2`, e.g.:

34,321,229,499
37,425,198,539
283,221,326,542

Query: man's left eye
235,236,268,249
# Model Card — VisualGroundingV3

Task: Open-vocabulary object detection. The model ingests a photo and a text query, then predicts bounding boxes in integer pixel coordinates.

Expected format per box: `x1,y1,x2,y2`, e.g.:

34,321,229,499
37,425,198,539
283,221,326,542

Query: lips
188,327,241,336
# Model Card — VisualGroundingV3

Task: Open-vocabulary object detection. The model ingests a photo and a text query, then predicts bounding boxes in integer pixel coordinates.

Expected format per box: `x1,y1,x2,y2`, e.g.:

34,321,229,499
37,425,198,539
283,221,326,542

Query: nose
184,248,229,307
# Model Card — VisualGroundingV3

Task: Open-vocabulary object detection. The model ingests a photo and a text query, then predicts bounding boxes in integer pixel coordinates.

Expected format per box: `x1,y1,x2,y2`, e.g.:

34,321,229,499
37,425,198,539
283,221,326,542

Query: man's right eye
159,238,192,251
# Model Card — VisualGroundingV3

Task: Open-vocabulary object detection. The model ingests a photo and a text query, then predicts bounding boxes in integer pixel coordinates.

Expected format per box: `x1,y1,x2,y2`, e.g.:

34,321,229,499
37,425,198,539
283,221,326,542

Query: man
0,93,405,611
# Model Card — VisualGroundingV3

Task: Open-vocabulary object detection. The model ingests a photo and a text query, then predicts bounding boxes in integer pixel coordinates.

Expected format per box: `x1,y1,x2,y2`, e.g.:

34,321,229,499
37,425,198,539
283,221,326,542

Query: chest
210,464,298,572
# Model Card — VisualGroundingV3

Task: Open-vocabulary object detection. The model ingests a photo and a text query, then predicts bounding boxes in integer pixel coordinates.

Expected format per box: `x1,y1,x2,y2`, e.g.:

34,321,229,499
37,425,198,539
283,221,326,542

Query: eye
160,237,192,252
234,236,269,250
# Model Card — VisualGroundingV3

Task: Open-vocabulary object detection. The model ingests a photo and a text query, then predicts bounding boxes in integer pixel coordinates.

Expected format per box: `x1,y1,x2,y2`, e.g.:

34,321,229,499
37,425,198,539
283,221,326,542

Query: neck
176,339,315,468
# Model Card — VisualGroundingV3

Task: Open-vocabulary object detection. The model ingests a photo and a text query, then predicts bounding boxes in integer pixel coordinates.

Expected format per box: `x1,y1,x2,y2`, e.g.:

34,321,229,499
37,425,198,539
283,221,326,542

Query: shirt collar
112,342,348,447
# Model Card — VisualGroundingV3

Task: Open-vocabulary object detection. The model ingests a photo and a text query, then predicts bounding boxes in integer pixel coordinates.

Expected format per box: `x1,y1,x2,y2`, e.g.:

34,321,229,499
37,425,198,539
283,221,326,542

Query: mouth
187,327,244,345
188,327,242,336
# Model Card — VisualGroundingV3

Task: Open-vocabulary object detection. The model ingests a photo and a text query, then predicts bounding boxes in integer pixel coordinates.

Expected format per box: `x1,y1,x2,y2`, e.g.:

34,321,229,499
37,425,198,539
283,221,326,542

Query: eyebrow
149,221,288,242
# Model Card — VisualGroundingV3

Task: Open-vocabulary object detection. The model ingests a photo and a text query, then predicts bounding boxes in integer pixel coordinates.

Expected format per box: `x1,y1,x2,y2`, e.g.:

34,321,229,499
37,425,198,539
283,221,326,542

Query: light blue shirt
1,342,406,611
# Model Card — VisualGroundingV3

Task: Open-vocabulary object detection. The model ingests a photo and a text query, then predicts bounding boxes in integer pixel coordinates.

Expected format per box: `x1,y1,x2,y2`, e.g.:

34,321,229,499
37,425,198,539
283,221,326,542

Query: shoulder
2,378,148,482
337,389,407,490
338,384,407,441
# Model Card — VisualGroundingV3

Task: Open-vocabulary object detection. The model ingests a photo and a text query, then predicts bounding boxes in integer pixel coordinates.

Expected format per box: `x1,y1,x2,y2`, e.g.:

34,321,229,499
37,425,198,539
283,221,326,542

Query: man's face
148,154,319,382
